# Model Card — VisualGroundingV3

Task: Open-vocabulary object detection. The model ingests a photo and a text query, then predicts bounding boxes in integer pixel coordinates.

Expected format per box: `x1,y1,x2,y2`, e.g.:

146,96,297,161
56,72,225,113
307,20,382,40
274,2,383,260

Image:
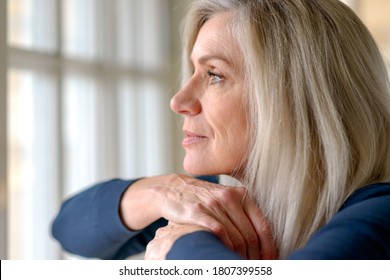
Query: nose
170,80,202,116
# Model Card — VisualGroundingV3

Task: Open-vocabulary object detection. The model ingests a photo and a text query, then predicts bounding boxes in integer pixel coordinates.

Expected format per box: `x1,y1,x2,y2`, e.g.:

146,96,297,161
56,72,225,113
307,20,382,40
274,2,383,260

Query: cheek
209,102,248,157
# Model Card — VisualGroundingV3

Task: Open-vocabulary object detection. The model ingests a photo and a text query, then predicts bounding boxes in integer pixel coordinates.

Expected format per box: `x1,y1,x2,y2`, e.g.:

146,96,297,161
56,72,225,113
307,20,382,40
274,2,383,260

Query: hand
145,220,277,260
145,222,206,260
120,174,278,259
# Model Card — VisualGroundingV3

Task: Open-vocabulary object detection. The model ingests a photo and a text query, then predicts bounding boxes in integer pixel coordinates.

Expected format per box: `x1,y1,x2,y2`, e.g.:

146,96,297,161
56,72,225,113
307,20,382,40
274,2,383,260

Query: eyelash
207,70,223,85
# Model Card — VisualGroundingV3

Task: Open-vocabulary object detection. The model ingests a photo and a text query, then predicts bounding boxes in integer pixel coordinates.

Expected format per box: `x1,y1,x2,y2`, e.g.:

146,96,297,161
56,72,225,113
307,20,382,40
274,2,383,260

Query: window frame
0,0,8,260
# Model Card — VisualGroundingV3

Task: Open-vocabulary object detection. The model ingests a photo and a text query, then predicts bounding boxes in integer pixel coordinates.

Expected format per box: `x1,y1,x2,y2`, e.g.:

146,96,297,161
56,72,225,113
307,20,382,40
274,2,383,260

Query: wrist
119,175,174,230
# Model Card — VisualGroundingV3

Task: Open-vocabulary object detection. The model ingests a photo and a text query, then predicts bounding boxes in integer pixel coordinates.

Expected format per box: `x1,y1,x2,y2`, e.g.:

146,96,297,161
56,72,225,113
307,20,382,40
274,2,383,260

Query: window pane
116,0,168,70
140,80,171,176
117,78,173,178
63,74,118,196
8,69,59,259
137,0,168,70
117,78,140,177
63,75,99,196
138,78,172,176
8,0,57,51
116,0,137,67
62,0,98,60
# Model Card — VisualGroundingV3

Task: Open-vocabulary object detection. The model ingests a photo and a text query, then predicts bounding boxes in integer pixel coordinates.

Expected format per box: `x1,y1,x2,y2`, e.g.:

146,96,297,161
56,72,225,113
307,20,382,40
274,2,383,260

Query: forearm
52,175,185,259
52,179,141,259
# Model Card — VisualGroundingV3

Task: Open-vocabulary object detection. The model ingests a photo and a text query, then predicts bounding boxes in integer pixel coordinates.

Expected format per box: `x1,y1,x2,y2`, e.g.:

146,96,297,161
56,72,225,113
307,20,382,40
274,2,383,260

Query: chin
183,161,231,177
183,154,241,177
183,165,212,176
183,160,216,176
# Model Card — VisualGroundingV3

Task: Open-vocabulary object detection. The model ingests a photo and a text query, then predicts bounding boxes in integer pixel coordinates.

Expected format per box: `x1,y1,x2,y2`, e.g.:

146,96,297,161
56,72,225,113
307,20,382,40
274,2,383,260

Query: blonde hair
182,0,390,258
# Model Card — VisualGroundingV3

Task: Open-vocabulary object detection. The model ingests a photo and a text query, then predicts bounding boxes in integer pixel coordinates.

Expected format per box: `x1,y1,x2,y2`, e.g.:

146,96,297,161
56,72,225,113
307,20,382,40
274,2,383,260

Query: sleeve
288,195,390,260
167,231,242,260
51,175,219,259
51,179,167,259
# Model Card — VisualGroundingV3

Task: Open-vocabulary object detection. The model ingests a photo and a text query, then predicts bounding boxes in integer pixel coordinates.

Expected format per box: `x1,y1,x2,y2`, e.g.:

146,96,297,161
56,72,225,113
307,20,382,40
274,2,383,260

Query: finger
258,217,278,259
145,226,174,260
192,211,236,252
145,240,160,260
221,192,261,259
199,199,249,258
229,215,261,260
243,199,278,259
208,186,260,259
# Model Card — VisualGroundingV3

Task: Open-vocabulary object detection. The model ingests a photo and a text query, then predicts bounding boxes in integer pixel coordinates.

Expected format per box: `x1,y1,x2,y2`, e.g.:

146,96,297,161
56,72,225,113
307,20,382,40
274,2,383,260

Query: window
4,0,186,259
1,0,390,260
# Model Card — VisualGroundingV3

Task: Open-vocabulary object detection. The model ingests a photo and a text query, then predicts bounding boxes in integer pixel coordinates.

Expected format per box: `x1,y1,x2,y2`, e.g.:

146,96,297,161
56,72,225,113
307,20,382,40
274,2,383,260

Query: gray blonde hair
181,0,390,258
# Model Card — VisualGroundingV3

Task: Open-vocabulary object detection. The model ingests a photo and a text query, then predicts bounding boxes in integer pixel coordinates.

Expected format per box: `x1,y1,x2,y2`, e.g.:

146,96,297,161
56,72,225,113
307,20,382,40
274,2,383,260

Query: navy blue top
51,177,390,259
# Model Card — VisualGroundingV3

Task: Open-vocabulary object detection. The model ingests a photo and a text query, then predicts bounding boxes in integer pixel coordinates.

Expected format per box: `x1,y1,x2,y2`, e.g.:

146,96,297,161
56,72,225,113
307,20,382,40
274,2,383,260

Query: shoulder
336,183,390,228
289,182,390,259
340,182,390,210
334,183,390,241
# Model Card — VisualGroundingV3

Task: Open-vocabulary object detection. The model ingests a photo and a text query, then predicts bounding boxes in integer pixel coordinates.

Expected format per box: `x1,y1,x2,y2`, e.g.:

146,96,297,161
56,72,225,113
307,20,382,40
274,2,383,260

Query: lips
182,130,208,146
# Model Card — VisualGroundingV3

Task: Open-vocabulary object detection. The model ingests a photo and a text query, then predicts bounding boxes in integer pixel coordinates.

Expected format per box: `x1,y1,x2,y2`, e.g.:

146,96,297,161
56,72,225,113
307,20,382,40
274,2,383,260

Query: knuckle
222,188,236,200
236,187,247,195
155,227,165,236
155,225,171,236
231,234,246,249
145,240,156,253
205,198,220,209
210,223,226,237
246,231,259,248
219,187,247,203
191,201,205,213
215,189,237,205
260,219,273,235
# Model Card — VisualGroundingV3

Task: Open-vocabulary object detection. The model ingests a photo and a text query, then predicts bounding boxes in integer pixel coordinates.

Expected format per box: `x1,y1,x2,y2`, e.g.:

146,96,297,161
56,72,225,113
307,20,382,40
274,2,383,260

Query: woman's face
170,12,248,177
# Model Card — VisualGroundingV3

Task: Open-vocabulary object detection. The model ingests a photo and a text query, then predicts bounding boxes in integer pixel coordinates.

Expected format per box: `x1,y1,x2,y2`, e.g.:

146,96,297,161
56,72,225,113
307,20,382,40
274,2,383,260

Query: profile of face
170,12,248,177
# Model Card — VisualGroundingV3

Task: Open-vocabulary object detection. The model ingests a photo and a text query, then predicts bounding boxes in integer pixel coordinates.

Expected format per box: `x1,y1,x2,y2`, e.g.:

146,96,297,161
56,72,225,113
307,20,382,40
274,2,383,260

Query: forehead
190,12,241,66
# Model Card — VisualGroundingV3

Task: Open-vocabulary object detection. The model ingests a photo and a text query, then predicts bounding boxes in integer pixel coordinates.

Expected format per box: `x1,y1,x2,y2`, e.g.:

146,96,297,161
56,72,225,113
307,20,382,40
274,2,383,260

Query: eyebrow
193,54,232,67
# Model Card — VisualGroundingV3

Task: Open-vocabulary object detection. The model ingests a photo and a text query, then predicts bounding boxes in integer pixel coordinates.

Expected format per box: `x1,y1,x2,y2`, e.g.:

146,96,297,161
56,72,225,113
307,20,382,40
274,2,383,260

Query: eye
207,70,223,85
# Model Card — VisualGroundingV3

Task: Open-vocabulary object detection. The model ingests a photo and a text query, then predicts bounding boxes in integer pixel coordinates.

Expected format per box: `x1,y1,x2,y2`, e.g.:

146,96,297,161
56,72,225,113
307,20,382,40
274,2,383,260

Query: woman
52,0,390,259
